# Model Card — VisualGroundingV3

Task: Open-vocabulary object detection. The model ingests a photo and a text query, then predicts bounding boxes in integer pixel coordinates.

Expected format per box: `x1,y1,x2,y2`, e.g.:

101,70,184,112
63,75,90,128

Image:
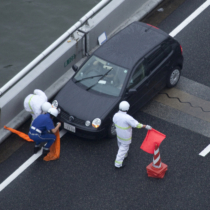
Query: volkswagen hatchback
54,21,183,139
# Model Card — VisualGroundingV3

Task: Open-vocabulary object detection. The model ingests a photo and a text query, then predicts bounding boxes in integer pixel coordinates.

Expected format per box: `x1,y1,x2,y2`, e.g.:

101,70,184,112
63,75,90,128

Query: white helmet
119,101,130,111
48,108,59,117
41,102,52,113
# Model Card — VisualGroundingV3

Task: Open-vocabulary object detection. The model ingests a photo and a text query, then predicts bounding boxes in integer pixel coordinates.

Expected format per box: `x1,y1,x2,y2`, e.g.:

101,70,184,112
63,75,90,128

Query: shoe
42,148,50,157
34,145,41,154
115,164,125,169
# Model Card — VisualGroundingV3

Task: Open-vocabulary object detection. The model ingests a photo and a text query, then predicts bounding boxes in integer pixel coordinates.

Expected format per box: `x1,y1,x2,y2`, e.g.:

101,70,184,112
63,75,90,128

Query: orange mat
4,126,60,161
4,126,34,142
43,130,60,161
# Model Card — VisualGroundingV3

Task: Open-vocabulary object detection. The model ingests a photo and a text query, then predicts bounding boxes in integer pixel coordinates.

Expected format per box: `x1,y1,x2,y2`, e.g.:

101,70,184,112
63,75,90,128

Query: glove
145,125,152,130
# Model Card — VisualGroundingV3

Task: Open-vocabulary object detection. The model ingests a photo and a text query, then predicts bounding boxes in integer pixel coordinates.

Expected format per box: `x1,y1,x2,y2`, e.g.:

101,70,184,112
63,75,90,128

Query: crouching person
28,107,61,156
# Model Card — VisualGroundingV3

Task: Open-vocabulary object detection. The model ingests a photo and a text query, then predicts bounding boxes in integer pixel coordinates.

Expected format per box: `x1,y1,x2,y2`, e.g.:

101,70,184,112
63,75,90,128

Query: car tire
107,122,116,139
166,67,181,88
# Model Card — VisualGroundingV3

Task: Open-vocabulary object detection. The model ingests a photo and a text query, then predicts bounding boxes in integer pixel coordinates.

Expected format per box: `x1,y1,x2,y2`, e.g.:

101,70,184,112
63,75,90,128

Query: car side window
127,60,147,89
146,47,165,71
162,42,172,55
147,48,162,64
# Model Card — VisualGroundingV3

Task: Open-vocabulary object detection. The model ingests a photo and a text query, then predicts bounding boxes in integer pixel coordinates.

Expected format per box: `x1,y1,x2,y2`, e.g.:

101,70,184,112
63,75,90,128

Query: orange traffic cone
146,144,168,178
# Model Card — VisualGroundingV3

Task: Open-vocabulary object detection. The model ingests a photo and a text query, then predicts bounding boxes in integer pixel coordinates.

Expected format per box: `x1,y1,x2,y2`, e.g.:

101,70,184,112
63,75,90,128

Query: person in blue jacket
29,107,61,156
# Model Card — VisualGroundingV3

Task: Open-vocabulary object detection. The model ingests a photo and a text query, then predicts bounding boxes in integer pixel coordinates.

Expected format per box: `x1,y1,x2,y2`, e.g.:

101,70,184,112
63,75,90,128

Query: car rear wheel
166,67,181,88
107,123,116,139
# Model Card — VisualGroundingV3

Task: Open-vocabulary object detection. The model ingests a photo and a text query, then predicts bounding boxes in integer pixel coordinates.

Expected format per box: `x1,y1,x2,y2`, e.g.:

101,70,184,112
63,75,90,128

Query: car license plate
64,122,76,133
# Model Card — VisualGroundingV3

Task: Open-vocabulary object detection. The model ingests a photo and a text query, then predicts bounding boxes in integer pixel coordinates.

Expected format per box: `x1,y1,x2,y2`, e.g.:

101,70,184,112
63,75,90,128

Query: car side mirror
72,64,79,72
127,88,137,95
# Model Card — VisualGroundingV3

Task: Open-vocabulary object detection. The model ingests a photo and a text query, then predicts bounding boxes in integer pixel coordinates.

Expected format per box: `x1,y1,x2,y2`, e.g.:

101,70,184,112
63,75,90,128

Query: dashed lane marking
199,145,210,157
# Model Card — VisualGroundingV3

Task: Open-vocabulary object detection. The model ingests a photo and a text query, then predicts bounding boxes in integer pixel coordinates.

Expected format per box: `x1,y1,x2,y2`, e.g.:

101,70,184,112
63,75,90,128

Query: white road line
169,0,210,156
0,148,43,192
0,129,67,192
169,0,210,37
59,129,67,137
181,1,210,157
199,144,210,157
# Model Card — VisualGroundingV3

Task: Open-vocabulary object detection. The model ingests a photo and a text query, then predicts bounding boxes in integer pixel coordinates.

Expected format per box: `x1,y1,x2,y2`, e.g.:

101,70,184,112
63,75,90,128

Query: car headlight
57,108,61,114
52,100,58,108
92,118,101,128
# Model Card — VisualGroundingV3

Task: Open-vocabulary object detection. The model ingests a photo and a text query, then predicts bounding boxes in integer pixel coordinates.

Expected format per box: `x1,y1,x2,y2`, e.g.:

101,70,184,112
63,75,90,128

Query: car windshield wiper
75,74,104,83
86,68,113,91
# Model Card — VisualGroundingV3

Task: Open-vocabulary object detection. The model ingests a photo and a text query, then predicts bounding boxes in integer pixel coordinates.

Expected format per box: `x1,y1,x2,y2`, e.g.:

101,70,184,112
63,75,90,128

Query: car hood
55,80,120,121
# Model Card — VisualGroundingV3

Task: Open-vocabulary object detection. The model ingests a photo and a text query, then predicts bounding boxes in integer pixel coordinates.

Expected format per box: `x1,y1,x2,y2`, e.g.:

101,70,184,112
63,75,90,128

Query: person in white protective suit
23,89,52,122
113,101,152,169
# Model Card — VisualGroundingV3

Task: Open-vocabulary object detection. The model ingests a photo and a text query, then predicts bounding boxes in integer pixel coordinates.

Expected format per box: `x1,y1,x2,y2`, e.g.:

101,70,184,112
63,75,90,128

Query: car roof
94,21,169,70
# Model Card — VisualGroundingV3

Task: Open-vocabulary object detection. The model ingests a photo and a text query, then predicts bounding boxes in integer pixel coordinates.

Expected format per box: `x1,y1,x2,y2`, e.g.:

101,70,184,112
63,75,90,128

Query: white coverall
113,110,143,168
23,89,48,121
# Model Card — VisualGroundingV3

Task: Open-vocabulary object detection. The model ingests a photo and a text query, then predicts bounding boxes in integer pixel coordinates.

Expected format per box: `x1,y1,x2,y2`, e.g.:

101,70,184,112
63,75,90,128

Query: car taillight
180,45,183,55
147,24,159,29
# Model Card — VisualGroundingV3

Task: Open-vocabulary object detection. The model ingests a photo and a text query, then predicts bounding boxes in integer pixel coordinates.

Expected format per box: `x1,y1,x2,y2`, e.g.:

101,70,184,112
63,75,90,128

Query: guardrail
0,0,111,97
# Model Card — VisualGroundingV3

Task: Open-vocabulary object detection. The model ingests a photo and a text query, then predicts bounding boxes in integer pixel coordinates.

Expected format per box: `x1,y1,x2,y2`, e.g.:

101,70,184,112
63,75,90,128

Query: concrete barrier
0,32,85,143
0,0,163,143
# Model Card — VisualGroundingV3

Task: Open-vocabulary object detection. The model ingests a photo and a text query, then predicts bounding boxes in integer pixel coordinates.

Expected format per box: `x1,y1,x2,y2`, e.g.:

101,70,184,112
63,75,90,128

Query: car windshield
74,55,128,96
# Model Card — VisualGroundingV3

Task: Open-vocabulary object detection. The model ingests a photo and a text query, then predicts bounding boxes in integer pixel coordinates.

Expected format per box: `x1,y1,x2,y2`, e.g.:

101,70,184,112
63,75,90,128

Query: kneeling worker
29,108,61,156
113,101,152,169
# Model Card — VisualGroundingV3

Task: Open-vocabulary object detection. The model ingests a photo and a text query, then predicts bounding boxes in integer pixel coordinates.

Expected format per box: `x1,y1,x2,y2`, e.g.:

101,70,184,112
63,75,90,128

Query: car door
123,59,154,114
145,42,173,96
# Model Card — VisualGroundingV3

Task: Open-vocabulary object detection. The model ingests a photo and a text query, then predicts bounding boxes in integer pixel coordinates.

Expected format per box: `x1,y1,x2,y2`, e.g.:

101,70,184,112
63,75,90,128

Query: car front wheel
107,122,116,139
166,67,181,88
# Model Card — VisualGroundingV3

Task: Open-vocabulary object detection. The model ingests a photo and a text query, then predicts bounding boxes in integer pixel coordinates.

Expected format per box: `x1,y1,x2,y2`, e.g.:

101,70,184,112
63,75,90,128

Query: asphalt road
1,0,210,209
